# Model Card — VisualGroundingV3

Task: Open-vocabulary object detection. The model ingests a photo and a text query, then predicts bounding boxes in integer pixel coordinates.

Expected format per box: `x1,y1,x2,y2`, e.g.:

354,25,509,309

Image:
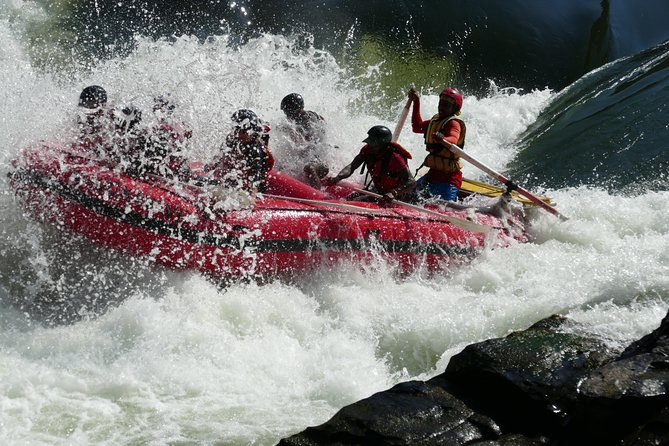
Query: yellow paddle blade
460,177,554,206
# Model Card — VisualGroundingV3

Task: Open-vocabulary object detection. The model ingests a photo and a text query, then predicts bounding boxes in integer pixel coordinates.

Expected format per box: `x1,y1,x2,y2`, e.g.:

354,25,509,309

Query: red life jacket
362,141,412,193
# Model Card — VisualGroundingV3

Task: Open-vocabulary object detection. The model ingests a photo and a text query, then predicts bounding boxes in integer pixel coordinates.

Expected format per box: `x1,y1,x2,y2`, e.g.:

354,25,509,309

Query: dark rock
563,311,669,443
278,380,501,446
620,311,669,360
442,315,620,436
620,406,669,445
467,433,548,445
278,312,669,446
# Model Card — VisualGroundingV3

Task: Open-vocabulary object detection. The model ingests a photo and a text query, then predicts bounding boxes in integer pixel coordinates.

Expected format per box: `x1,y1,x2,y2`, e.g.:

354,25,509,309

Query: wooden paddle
440,137,569,221
262,193,384,214
392,97,412,142
339,184,492,234
460,177,554,206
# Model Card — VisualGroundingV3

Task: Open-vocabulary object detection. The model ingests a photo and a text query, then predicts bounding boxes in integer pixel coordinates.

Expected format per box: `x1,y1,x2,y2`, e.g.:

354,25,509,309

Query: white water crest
1,6,668,445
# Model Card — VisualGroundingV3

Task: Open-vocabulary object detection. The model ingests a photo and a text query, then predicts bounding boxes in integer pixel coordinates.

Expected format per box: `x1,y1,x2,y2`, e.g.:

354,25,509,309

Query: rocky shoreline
278,311,669,445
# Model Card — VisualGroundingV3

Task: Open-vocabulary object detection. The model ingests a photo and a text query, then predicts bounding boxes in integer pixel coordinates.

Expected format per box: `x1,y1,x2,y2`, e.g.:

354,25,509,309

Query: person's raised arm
408,88,425,133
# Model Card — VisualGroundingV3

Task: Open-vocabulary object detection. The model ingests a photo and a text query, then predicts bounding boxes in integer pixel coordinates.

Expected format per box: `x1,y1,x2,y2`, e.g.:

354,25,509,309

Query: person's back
292,110,326,144
361,142,413,198
108,104,154,176
151,93,193,148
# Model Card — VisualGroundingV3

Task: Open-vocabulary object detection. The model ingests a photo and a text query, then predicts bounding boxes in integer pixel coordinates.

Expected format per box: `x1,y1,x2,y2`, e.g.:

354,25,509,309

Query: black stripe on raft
10,169,479,259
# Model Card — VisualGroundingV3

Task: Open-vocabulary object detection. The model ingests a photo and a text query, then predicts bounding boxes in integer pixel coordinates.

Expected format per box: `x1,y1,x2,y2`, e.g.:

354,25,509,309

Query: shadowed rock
565,311,669,443
442,315,620,436
278,311,669,445
278,380,502,445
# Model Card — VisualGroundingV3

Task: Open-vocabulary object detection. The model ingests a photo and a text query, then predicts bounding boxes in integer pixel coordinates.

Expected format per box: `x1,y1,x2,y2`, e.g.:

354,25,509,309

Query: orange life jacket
422,115,466,173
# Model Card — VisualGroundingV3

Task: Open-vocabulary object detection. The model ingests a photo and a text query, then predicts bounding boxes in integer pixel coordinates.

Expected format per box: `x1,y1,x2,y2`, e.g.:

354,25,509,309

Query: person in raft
205,109,274,193
280,92,330,189
147,93,193,180
108,104,153,175
325,125,416,204
76,85,115,154
408,86,466,201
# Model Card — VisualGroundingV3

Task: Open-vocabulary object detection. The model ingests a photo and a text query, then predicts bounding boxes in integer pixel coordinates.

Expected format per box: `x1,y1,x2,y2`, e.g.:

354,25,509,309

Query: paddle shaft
341,184,491,234
441,138,569,221
392,97,412,142
263,193,383,214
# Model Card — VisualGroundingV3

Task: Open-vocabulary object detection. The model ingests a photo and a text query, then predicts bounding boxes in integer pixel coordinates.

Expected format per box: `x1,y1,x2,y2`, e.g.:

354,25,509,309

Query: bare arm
331,153,365,183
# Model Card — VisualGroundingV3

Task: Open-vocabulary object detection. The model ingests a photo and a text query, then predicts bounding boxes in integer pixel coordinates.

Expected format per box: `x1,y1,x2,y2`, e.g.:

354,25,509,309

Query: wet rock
442,315,620,436
278,380,502,446
467,434,548,445
564,311,669,443
620,311,669,360
278,312,669,445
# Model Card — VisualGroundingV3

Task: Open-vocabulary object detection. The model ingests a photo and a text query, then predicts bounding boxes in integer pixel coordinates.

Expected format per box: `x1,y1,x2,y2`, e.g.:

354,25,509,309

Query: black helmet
280,93,304,113
231,109,262,132
78,85,107,110
113,104,142,133
363,125,392,146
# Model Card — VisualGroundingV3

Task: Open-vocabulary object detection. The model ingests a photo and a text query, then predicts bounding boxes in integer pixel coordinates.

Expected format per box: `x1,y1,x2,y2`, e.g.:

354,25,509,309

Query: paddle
392,97,412,142
439,137,569,221
339,184,492,234
262,193,384,214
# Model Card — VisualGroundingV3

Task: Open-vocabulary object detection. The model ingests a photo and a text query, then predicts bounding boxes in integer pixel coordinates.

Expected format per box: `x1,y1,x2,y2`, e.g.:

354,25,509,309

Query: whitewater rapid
1,13,668,446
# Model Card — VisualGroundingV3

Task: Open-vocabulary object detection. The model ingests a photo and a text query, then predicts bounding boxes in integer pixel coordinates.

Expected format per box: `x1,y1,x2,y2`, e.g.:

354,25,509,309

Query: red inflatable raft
8,143,528,281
